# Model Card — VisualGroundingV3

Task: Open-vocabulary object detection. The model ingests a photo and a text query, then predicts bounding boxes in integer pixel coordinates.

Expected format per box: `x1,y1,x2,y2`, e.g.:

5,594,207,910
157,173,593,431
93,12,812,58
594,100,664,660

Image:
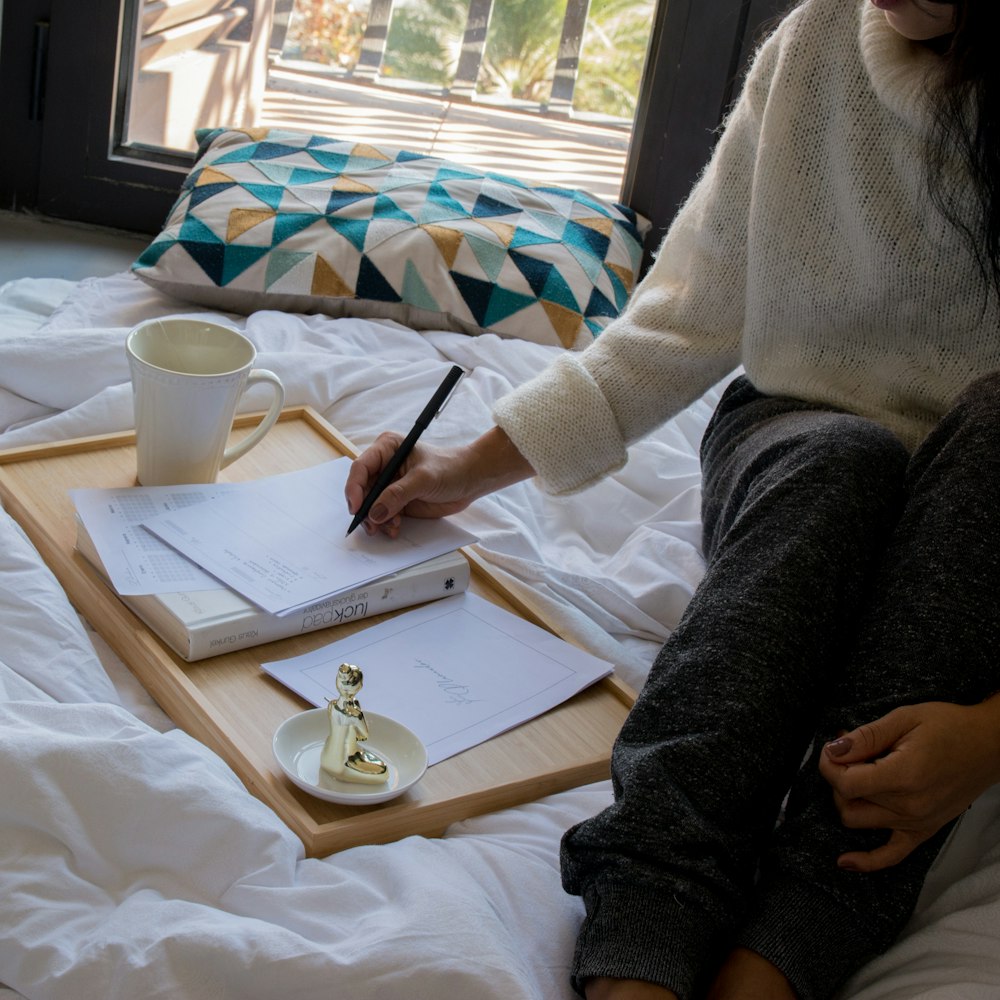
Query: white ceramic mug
126,318,284,486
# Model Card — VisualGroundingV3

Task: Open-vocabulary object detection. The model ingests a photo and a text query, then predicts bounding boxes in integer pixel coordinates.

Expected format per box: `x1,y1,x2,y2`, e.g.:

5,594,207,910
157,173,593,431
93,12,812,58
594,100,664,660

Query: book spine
185,559,471,660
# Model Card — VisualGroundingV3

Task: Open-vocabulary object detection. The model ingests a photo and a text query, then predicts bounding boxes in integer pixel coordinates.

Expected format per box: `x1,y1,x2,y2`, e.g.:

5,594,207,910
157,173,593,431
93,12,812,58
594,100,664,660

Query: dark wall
0,1,52,211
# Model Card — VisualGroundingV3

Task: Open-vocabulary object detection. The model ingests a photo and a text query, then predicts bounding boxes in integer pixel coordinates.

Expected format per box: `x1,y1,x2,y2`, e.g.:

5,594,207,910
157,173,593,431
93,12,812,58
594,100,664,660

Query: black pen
346,364,466,536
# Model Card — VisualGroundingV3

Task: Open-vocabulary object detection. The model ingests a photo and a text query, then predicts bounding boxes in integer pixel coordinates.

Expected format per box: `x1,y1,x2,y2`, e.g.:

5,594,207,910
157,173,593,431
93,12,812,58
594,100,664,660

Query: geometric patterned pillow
132,127,649,350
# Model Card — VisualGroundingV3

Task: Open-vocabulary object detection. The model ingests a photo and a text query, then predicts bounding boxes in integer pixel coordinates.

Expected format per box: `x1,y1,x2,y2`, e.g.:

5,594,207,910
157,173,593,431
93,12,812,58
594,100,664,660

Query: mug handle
220,369,285,470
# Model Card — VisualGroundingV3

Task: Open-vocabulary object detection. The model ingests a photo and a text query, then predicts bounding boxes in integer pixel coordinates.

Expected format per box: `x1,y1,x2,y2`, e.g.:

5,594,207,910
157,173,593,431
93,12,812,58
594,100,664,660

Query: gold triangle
575,215,614,237
351,143,393,162
541,300,583,349
227,208,275,242
235,127,271,142
198,166,235,187
421,225,464,269
333,175,377,194
312,255,354,298
476,220,516,246
606,260,637,293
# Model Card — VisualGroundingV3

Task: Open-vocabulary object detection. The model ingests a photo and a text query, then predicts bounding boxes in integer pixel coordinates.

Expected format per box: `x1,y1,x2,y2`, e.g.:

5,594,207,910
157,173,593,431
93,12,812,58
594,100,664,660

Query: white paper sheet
142,458,478,615
262,592,614,765
71,482,240,594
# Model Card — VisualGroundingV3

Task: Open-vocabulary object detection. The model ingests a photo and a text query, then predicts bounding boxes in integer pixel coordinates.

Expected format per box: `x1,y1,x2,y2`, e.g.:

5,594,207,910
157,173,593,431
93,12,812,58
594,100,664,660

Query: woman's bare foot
584,977,678,1000
705,948,797,1000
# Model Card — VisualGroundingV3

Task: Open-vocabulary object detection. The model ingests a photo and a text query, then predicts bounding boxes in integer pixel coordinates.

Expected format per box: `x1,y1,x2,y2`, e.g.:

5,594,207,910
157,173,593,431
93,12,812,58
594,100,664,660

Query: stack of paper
71,458,478,659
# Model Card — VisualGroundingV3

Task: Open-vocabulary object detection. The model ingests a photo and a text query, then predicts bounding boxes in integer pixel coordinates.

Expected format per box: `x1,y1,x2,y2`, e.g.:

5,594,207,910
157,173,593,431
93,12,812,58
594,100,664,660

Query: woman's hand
344,425,534,537
820,696,1000,872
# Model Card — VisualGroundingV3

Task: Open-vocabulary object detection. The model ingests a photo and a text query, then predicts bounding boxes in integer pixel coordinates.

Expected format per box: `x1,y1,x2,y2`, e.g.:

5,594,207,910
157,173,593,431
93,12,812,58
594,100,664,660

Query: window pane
114,0,655,200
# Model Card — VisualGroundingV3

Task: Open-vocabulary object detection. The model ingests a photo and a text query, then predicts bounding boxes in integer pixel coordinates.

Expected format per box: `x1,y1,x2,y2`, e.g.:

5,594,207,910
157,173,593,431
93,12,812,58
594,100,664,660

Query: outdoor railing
269,0,641,125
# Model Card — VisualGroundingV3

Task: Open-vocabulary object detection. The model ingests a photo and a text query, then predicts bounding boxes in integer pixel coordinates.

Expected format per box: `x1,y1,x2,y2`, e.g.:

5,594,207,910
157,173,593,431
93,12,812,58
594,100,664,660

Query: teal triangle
624,232,644,272
585,285,618,320
464,232,507,282
418,199,469,225
484,284,537,326
434,165,482,183
346,151,394,172
325,216,371,252
424,182,472,217
370,170,427,195
265,249,312,288
306,149,351,173
402,260,441,312
605,265,630,310
221,245,270,285
212,144,263,165
397,149,430,164
178,215,224,245
255,162,296,186
272,212,322,245
133,237,173,269
536,183,584,205
452,272,534,327
195,126,225,150
525,209,568,237
289,166,342,186
485,170,528,190
569,189,610,215
510,226,555,250
240,183,287,210
372,193,415,223
540,268,581,313
565,240,604,284
564,218,610,259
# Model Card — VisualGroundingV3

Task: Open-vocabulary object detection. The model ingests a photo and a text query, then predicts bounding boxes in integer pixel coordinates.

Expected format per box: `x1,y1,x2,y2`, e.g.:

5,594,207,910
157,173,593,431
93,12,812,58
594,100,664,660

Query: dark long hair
924,0,1000,298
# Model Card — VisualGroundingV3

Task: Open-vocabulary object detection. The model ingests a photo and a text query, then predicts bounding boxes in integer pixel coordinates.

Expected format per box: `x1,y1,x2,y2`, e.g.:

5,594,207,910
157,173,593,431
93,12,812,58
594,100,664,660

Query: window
0,0,783,244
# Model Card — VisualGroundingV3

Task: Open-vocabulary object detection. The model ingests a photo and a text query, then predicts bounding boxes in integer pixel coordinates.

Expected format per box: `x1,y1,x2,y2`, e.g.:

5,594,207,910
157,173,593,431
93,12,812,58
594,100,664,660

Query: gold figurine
319,663,389,784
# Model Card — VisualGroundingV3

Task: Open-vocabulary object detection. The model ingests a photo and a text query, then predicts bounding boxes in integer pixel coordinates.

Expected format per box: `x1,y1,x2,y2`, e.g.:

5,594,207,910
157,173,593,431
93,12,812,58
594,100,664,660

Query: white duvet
0,273,998,999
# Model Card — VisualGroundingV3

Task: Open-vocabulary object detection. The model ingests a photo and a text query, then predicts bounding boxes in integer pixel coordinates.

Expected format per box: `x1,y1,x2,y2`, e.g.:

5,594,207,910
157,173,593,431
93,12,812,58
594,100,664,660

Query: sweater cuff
570,880,731,1000
492,354,627,495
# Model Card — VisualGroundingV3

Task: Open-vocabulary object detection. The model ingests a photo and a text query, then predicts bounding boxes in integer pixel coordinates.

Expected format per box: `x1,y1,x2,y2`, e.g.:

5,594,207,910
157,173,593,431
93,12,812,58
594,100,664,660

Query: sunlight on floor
261,69,629,202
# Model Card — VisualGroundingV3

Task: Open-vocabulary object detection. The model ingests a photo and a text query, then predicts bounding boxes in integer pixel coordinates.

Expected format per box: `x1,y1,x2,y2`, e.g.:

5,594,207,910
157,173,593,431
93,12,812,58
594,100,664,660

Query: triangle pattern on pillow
133,126,648,350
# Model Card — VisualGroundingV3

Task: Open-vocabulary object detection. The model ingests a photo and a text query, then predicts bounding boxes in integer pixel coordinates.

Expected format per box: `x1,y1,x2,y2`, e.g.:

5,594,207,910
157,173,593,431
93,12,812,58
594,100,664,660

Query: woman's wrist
464,425,535,498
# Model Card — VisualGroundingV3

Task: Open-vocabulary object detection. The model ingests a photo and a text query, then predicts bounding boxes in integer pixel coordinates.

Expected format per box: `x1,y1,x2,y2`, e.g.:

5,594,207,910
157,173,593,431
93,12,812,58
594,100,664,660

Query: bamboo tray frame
0,407,633,857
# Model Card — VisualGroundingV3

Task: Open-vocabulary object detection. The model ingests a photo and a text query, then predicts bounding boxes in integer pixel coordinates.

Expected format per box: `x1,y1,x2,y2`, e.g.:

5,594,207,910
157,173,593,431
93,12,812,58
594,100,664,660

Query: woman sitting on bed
345,0,1000,997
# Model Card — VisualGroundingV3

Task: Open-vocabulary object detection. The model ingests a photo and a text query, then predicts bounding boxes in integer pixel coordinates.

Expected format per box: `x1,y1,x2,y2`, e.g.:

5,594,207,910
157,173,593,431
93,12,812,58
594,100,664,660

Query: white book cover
76,518,471,661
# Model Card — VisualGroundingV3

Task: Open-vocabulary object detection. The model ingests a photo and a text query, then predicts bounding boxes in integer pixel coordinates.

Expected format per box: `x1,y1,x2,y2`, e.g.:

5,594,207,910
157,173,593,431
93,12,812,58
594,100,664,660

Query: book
75,517,471,661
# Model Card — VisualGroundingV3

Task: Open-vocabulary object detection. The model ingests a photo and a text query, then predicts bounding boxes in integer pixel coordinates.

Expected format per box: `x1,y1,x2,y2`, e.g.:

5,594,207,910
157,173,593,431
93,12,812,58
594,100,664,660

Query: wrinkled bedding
0,273,998,1000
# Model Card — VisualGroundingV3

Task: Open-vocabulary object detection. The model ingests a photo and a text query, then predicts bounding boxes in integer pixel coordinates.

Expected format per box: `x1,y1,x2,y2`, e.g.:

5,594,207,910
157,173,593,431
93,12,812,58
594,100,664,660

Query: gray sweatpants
562,373,1000,1000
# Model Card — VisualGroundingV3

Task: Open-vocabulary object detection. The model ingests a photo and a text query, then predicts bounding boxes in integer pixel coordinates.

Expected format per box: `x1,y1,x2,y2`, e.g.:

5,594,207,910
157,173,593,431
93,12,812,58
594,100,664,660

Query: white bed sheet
0,273,998,1000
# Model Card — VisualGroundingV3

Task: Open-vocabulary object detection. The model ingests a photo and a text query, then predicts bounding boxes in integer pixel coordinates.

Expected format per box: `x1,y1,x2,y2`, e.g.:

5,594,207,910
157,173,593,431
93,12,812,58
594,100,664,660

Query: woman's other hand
344,425,534,537
820,696,1000,872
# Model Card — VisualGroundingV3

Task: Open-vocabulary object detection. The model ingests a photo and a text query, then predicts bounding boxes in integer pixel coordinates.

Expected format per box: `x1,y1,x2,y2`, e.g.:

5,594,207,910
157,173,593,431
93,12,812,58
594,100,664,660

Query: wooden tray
0,407,633,857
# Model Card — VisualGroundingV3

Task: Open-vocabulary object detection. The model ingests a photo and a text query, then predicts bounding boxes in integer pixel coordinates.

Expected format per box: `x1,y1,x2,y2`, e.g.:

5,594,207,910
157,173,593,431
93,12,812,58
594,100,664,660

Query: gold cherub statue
319,663,388,784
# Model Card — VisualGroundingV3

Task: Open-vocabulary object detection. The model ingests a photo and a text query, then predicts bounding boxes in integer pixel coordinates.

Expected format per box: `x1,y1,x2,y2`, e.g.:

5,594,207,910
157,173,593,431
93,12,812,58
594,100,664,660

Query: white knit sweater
493,0,1000,495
